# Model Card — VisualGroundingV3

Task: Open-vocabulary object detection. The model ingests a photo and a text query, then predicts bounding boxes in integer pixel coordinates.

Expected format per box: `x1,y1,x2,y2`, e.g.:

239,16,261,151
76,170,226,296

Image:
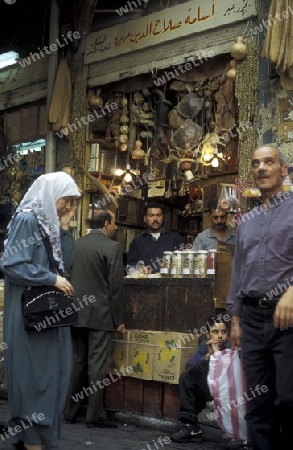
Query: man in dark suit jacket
64,209,125,429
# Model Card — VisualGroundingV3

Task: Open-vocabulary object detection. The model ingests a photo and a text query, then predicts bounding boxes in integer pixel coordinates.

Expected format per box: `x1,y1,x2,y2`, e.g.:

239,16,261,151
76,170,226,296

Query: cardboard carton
128,330,156,380
153,332,198,384
107,331,131,376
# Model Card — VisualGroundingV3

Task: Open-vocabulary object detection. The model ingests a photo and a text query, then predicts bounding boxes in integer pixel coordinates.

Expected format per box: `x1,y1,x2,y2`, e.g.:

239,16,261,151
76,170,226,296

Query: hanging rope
235,41,259,185
69,73,87,192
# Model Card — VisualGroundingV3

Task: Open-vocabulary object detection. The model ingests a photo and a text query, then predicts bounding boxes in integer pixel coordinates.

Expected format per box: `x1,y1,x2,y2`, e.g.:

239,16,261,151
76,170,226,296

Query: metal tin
194,250,208,277
182,250,196,277
207,249,217,277
160,251,173,277
170,250,183,276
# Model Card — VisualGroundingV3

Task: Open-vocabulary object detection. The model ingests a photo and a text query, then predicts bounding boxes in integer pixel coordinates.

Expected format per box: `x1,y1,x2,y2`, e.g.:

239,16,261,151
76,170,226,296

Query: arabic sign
84,0,256,65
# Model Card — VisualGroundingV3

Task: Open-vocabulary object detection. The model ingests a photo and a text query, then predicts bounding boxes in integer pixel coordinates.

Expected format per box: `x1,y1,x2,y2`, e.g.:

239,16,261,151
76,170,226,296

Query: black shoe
171,423,203,443
86,419,118,429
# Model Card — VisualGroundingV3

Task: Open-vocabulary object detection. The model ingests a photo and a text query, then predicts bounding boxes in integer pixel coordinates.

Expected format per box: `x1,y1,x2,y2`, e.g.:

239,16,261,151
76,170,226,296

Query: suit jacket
70,229,124,330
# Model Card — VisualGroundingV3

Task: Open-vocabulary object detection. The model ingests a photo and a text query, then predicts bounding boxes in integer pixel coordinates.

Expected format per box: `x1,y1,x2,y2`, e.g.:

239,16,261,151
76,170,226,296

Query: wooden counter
105,277,215,420
123,277,214,333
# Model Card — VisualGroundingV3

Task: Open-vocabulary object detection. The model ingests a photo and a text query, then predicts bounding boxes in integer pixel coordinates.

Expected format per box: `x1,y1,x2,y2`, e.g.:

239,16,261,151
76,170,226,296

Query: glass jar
206,249,217,277
160,251,173,277
170,250,182,277
182,250,196,277
194,250,208,277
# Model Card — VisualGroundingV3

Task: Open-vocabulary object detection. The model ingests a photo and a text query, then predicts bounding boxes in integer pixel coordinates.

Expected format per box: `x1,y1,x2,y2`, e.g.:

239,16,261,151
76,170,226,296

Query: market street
0,397,236,450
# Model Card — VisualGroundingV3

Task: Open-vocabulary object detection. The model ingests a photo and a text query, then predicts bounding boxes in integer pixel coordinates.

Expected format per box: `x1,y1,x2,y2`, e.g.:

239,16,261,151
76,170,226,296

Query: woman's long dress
1,212,74,450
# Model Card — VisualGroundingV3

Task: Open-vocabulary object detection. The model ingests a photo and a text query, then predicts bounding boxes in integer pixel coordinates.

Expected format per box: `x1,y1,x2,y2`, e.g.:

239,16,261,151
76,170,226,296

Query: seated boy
170,315,230,444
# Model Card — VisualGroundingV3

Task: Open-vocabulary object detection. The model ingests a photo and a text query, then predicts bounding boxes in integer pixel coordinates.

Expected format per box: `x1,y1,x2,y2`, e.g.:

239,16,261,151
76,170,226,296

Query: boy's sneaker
171,423,203,443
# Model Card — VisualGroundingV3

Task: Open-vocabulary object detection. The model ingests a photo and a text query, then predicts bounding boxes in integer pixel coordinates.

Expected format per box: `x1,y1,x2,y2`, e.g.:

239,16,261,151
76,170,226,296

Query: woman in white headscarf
1,172,81,450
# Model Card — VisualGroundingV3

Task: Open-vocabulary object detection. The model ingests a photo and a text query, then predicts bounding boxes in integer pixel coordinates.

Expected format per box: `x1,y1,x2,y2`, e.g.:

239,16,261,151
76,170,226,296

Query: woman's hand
59,199,77,230
55,275,74,296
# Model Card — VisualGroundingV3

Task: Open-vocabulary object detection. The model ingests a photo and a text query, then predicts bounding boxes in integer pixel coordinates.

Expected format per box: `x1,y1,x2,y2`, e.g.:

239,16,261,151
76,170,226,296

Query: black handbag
22,221,78,331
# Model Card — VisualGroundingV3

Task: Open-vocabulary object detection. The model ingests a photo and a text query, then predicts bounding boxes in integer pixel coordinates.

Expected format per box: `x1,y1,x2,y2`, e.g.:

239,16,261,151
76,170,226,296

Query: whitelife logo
116,0,149,16
18,31,81,68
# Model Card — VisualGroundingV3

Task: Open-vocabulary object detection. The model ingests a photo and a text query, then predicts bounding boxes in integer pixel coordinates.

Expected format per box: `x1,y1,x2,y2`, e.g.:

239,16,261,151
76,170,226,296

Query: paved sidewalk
0,397,236,450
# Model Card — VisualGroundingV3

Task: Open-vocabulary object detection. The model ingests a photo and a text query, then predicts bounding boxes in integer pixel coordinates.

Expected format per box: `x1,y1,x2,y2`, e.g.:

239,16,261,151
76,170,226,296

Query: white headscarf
8,172,81,273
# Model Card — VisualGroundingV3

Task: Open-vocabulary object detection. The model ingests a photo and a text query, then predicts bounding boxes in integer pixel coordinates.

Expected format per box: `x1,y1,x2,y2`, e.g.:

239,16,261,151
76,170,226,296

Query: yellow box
128,343,154,380
130,330,156,345
154,332,198,349
128,330,156,380
107,331,131,375
153,332,198,384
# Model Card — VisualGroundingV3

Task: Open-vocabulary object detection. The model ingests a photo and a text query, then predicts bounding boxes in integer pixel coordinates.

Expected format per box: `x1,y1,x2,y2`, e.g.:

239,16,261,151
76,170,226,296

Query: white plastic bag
207,348,248,440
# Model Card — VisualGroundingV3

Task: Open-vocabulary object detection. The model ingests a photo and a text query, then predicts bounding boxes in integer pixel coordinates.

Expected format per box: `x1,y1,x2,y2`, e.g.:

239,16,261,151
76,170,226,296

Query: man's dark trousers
178,360,213,424
64,327,112,423
242,304,293,450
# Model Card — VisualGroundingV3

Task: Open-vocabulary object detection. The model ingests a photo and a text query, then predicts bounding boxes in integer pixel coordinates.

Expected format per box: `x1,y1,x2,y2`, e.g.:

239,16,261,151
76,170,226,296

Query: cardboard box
153,332,198,384
107,331,131,376
128,330,156,380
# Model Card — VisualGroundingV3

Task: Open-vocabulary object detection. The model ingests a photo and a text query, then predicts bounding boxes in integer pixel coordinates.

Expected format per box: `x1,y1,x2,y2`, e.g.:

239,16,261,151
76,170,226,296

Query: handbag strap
35,221,63,276
11,211,63,275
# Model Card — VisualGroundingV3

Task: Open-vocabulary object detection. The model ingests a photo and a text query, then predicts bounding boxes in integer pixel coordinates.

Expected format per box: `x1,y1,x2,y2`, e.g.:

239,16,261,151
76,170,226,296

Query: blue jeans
241,304,293,450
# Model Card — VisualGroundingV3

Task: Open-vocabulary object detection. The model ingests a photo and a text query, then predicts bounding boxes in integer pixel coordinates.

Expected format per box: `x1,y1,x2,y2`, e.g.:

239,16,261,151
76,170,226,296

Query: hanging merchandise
48,60,71,134
176,92,204,120
217,184,240,213
132,139,146,160
171,119,202,154
88,87,104,108
231,36,248,61
225,60,237,81
217,185,230,211
262,0,293,89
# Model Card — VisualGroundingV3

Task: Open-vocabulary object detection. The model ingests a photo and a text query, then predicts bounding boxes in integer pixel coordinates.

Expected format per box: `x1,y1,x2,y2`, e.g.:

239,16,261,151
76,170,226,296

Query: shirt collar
209,227,234,240
255,190,292,207
90,228,108,237
143,229,167,236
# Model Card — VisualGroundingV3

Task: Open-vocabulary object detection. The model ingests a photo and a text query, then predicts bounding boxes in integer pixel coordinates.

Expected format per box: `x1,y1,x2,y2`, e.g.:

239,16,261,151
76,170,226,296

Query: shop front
81,0,257,421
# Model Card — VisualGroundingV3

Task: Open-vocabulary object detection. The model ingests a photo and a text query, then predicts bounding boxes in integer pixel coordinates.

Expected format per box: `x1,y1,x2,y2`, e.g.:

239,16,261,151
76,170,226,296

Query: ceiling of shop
0,0,175,59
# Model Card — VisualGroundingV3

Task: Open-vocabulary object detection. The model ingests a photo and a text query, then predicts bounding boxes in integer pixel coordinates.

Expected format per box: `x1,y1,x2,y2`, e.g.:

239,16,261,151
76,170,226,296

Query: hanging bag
22,218,78,331
207,348,249,441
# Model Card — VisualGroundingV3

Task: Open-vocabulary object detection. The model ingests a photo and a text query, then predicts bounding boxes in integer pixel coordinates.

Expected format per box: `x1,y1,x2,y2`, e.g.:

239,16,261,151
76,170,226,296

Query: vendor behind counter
127,202,184,274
